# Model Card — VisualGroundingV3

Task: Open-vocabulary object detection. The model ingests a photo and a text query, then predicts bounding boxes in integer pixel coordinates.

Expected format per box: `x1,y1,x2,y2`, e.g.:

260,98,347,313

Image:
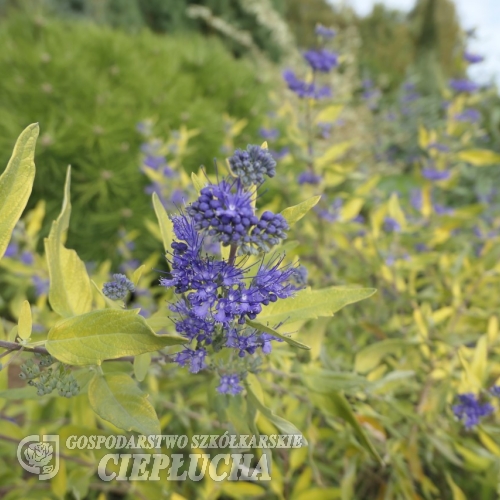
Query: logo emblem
17,435,59,480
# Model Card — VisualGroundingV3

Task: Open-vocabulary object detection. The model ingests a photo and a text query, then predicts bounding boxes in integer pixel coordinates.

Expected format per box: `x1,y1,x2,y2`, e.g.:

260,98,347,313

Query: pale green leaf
134,352,151,382
46,309,186,365
0,123,39,259
258,287,376,325
88,372,160,435
281,196,321,225
246,319,310,350
354,339,420,373
44,167,92,317
18,300,32,340
152,192,174,253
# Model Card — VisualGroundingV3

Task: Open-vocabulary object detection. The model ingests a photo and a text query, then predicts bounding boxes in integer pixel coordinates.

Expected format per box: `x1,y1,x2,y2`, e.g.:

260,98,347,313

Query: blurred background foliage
0,7,269,262
0,0,498,261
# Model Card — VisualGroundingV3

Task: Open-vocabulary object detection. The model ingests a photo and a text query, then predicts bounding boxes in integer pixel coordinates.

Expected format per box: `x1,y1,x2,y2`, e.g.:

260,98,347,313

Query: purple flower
422,168,450,181
32,275,50,297
428,142,450,152
217,374,243,395
259,128,280,141
449,78,480,93
464,51,484,64
318,122,333,139
175,348,207,374
490,386,500,397
283,70,331,100
316,198,343,223
315,25,336,39
143,155,167,170
4,242,18,258
455,108,481,123
187,180,258,246
452,393,494,428
298,170,322,185
270,147,289,161
303,49,338,72
20,251,34,266
434,203,454,215
410,190,422,211
384,217,401,233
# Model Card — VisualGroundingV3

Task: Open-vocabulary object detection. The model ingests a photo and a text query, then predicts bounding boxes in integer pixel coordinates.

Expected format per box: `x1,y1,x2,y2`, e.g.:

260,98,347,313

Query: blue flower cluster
161,151,303,392
303,49,338,73
283,70,331,100
452,393,494,429
103,273,135,300
449,78,480,94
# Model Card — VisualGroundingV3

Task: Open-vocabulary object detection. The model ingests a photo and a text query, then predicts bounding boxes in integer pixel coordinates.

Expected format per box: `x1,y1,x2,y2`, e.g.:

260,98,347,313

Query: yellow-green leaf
46,309,186,365
340,198,364,221
18,300,32,341
445,474,467,500
457,149,500,166
281,196,321,225
0,123,39,259
89,372,160,435
152,192,174,253
316,142,351,169
44,167,92,317
314,104,343,124
258,287,376,325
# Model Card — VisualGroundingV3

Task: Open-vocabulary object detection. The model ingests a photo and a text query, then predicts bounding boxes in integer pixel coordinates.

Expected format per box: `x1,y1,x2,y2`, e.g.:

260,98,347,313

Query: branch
0,340,176,364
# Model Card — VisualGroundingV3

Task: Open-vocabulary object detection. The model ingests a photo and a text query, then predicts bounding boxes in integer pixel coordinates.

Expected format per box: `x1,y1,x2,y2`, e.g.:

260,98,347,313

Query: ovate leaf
281,196,321,225
44,167,92,317
89,372,160,435
46,309,186,365
0,123,39,259
152,192,174,253
258,287,376,325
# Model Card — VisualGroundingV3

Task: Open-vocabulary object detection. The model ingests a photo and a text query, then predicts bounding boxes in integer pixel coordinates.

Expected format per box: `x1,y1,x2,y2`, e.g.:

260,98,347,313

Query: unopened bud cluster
20,354,79,398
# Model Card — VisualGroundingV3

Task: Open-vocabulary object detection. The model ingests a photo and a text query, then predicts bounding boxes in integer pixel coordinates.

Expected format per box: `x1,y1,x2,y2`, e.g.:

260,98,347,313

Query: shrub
0,12,268,261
